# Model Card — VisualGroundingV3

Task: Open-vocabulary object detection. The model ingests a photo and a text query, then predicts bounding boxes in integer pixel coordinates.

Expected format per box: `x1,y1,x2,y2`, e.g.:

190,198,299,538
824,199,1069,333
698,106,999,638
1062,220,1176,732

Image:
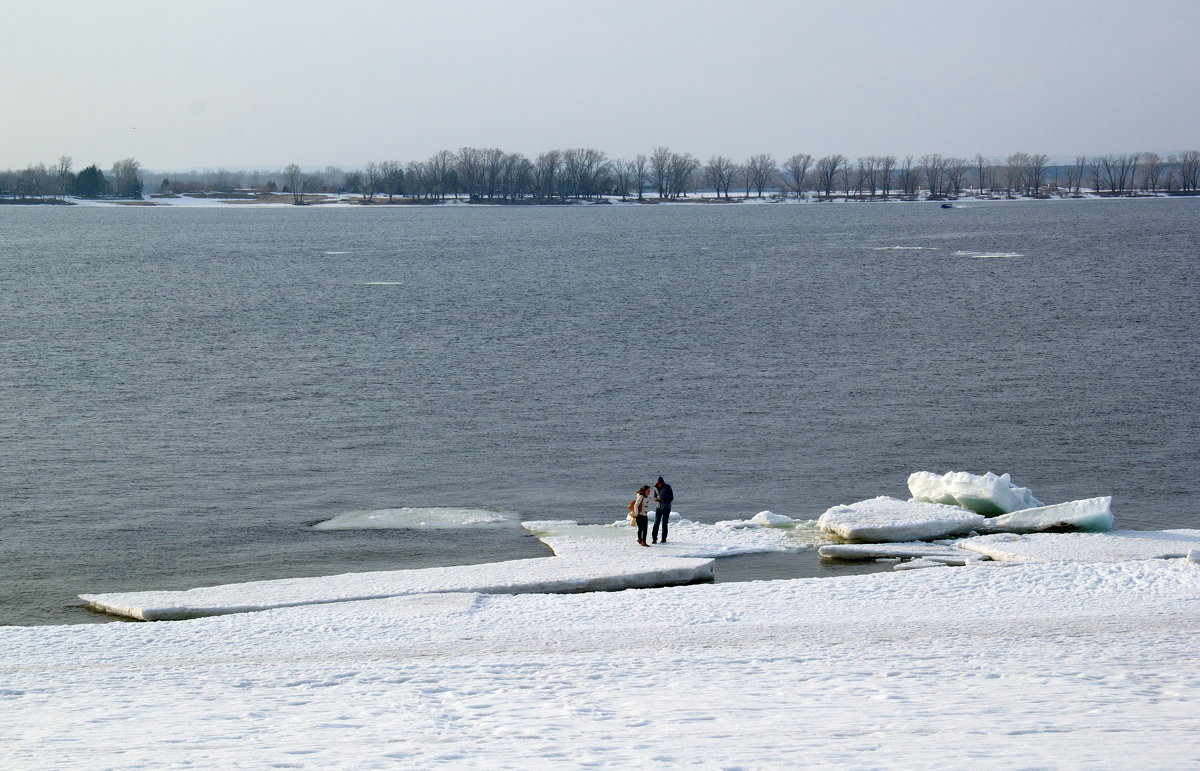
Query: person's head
638,485,650,495
655,477,665,488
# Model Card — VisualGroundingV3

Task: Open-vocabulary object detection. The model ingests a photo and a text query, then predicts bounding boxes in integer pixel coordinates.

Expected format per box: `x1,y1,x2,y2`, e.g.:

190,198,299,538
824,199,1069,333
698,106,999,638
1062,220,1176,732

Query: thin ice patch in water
953,250,1024,258
313,507,518,531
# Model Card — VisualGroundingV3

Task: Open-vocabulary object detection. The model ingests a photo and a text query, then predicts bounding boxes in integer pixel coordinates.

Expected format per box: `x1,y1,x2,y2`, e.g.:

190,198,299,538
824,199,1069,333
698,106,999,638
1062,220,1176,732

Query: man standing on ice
652,476,673,544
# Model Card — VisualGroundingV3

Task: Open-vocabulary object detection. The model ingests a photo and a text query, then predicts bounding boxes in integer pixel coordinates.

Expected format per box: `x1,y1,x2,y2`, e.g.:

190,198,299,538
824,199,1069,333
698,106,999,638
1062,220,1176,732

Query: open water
2,198,1197,625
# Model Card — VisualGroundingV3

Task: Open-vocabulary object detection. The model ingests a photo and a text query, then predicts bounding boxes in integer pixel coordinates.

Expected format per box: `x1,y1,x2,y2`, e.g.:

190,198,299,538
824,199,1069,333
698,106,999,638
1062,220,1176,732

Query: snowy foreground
4,559,1198,769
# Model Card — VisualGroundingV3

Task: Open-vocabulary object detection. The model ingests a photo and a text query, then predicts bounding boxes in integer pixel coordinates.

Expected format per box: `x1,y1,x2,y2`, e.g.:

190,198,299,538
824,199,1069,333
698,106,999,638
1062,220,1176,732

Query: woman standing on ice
632,485,651,547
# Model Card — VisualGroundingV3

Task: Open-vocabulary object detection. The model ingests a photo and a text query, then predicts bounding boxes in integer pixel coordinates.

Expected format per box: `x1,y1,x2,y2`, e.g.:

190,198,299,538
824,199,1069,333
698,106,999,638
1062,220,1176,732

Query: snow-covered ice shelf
958,529,1200,563
12,560,1200,768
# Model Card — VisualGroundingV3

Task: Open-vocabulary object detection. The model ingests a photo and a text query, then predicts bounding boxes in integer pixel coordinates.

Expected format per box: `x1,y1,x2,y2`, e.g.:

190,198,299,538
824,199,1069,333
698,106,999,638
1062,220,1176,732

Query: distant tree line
4,149,1198,204
0,157,144,201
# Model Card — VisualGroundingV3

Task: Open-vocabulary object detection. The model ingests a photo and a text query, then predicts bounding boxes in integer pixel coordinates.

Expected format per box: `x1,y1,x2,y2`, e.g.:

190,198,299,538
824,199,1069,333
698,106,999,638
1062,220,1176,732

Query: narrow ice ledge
80,552,714,621
818,541,981,562
817,496,985,542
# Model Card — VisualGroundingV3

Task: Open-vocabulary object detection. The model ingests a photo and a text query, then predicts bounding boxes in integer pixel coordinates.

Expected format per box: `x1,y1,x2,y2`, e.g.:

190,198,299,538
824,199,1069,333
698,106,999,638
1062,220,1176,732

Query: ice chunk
313,507,517,530
80,553,714,621
1189,549,1200,564
957,529,1200,563
749,511,796,527
817,496,985,543
818,542,971,561
982,497,1113,534
908,471,1043,516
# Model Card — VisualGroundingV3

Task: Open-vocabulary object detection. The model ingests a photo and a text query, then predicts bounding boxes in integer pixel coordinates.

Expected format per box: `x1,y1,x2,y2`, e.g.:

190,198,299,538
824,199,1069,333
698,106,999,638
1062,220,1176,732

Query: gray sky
4,0,1197,171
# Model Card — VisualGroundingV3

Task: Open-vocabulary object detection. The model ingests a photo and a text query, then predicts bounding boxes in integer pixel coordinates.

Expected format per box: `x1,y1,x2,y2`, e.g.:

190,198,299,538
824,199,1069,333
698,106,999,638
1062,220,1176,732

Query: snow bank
12,561,1200,768
981,496,1113,534
817,496,985,542
957,529,1200,563
80,551,714,621
908,470,1043,516
313,506,518,530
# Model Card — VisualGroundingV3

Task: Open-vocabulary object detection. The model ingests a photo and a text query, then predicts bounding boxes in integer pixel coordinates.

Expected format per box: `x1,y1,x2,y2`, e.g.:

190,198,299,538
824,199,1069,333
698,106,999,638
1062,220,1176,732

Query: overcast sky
4,0,1197,171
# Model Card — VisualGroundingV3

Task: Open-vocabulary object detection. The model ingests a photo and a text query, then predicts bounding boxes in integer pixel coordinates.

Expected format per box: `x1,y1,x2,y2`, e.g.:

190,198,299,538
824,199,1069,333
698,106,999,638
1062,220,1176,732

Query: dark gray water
2,199,1197,625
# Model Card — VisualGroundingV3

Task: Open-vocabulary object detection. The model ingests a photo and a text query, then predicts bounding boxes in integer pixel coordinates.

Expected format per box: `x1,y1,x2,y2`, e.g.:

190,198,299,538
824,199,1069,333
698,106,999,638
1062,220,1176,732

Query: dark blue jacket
655,480,673,511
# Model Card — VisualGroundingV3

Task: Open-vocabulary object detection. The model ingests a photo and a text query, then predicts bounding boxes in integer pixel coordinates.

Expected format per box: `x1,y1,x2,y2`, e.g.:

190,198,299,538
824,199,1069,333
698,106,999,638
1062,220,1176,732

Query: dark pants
636,515,648,543
653,509,670,542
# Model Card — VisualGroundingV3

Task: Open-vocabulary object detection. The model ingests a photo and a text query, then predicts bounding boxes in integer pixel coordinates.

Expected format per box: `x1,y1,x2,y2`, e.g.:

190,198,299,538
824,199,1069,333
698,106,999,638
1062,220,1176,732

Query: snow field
6,561,1199,768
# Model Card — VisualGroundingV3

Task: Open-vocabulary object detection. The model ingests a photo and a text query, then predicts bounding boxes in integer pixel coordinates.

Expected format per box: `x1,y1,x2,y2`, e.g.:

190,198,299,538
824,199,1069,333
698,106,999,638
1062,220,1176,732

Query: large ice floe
817,496,985,542
312,506,518,530
81,552,714,621
908,470,1043,515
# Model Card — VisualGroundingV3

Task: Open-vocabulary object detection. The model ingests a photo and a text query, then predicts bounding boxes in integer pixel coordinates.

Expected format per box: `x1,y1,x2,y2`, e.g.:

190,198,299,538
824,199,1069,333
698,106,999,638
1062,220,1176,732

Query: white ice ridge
15,561,1200,768
980,496,1113,533
523,515,826,559
958,529,1200,563
313,506,518,530
817,496,985,542
908,470,1043,516
80,552,714,622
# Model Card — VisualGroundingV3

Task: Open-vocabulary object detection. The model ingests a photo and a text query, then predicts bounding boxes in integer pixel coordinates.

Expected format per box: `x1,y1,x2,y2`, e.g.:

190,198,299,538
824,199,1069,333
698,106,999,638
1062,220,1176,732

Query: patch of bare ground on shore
222,193,335,205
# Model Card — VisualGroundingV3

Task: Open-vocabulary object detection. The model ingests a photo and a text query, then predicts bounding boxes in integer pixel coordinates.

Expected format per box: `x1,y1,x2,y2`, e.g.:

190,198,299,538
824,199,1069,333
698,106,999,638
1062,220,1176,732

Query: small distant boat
940,203,954,209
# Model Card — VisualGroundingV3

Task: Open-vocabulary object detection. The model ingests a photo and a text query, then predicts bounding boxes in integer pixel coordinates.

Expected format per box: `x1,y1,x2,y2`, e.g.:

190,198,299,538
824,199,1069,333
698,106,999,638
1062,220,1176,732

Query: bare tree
651,146,673,199
879,155,896,198
631,154,649,200
111,158,143,198
380,160,404,202
666,151,699,199
533,150,561,199
897,156,919,198
704,156,739,199
783,153,813,198
612,159,636,200
918,154,948,198
1065,155,1087,195
1178,150,1200,192
743,153,776,197
814,154,845,198
1100,153,1140,194
283,163,305,204
1139,152,1164,192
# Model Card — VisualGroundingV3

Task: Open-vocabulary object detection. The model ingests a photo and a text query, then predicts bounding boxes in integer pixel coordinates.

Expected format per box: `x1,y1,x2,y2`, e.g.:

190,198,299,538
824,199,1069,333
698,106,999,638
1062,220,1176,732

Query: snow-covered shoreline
4,559,1198,768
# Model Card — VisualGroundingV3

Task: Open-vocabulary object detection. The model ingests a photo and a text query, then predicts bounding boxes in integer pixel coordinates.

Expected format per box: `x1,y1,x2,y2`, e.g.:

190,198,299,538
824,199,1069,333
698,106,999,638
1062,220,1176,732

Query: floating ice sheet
313,507,518,530
817,496,985,542
957,529,1200,563
908,471,1043,516
80,552,714,621
981,497,1113,534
